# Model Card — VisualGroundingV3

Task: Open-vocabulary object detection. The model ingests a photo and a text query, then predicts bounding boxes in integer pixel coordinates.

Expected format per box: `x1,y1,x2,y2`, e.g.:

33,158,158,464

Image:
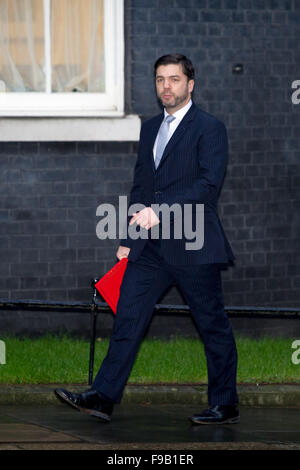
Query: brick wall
0,0,299,339
0,142,138,302
128,0,300,307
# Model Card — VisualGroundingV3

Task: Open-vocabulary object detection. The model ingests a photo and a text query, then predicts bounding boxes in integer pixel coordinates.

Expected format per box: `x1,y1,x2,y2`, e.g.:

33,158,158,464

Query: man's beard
159,87,189,111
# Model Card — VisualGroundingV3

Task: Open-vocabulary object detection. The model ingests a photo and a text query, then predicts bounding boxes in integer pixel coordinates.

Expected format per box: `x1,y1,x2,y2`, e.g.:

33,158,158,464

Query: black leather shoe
54,388,114,423
189,405,240,425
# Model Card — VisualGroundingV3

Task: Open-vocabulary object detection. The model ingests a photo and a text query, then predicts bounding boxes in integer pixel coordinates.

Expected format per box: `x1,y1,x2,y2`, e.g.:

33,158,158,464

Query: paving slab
0,403,299,450
0,423,79,443
0,383,299,451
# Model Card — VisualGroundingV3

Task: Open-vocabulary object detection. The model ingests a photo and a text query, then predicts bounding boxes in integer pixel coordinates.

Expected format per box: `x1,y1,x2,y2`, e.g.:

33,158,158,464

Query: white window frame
0,0,125,117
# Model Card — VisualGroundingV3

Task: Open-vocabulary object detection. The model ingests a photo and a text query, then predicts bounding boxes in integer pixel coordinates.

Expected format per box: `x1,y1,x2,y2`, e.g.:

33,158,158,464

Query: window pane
51,0,105,93
0,0,45,92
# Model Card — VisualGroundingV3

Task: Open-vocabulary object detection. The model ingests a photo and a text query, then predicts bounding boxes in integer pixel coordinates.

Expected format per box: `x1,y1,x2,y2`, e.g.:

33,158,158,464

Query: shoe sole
189,416,240,425
54,389,111,423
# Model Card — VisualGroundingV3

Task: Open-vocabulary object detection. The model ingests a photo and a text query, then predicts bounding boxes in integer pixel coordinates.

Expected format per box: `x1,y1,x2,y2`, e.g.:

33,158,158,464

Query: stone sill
0,114,141,142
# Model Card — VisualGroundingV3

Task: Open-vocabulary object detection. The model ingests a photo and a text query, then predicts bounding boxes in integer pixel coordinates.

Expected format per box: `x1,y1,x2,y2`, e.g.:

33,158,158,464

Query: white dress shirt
153,99,193,159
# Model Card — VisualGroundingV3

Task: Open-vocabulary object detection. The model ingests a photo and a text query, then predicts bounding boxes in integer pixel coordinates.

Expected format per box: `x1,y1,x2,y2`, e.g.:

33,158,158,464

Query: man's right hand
116,245,130,260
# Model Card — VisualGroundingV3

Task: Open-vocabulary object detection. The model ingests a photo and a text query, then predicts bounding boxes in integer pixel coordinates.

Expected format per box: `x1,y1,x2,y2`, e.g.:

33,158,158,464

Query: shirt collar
164,99,192,122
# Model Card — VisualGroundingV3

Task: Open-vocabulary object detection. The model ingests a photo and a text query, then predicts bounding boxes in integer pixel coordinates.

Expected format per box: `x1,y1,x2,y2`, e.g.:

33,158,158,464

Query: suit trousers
92,238,238,406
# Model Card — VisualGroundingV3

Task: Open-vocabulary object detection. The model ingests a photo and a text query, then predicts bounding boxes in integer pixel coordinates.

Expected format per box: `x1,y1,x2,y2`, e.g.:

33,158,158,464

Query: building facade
0,0,299,336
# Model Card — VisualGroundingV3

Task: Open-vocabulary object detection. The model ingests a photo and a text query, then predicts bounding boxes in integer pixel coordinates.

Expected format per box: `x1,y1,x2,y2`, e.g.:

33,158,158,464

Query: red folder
95,258,128,314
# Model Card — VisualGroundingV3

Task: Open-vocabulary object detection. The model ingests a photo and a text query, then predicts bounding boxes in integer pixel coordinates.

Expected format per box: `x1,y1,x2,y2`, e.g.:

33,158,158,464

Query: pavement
0,384,299,451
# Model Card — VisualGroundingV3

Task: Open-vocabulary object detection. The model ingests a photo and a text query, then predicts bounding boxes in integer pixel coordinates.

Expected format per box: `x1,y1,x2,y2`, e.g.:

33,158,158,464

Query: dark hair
154,54,195,80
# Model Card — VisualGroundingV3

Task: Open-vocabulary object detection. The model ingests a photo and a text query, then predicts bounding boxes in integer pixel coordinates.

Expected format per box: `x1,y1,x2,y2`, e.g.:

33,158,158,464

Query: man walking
54,54,239,425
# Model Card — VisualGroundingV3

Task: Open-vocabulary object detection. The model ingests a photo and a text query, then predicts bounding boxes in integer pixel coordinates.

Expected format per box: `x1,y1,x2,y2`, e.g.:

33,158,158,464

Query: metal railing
1,278,299,385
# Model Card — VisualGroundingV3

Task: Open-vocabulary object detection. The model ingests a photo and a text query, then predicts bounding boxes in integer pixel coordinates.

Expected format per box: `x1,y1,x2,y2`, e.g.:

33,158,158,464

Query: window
0,0,124,116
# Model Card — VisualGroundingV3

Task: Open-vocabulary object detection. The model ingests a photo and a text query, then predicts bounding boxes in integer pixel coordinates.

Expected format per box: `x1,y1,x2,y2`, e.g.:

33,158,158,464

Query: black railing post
88,279,99,386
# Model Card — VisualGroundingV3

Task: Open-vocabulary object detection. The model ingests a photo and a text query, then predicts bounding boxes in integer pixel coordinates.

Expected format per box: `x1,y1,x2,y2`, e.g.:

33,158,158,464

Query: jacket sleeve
119,123,146,248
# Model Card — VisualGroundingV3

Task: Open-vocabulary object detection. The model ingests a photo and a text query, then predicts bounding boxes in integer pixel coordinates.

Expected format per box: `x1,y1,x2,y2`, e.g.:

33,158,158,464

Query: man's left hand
129,207,160,230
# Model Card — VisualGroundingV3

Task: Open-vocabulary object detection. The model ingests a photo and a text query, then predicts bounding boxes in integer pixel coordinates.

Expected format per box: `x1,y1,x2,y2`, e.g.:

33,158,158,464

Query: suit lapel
156,103,197,170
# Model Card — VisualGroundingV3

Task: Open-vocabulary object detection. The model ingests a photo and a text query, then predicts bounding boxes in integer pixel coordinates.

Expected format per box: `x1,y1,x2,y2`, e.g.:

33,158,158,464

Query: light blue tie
154,114,175,169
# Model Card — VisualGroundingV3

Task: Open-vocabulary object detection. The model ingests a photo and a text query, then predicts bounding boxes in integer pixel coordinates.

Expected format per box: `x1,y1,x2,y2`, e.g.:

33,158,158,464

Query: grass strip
0,334,299,384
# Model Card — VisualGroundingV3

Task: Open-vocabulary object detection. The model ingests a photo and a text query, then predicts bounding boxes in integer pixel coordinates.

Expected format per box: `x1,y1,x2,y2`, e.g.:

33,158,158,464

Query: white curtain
51,0,104,92
0,0,104,93
0,0,45,92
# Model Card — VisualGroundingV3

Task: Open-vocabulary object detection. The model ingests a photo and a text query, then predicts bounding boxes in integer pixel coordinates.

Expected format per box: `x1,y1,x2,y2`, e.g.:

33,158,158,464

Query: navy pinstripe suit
93,102,238,406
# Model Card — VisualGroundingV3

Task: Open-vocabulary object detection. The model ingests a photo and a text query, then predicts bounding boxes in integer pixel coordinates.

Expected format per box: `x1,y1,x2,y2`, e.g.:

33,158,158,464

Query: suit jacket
120,102,235,266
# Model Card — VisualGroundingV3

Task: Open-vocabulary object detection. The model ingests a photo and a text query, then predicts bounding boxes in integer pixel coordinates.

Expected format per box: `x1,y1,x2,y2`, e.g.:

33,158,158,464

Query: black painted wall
127,0,300,307
0,0,299,338
0,142,138,302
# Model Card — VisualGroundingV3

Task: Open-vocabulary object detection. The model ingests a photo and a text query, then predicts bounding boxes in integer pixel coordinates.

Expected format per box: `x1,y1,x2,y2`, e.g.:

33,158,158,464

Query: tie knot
165,114,175,124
